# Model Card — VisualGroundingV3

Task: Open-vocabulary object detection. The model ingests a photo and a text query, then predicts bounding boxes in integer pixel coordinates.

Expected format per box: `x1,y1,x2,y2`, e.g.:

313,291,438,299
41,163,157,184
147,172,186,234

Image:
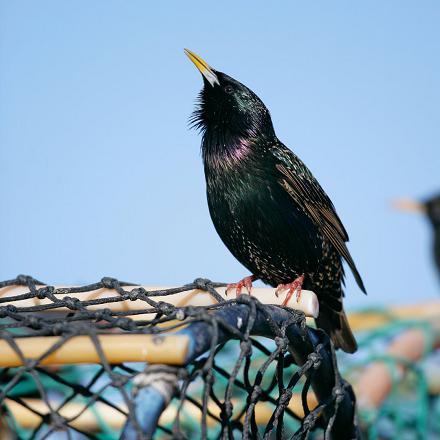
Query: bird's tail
315,308,357,354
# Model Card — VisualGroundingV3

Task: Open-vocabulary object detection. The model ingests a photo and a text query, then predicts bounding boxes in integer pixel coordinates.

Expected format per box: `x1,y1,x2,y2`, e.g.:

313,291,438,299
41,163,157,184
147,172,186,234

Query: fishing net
0,275,358,439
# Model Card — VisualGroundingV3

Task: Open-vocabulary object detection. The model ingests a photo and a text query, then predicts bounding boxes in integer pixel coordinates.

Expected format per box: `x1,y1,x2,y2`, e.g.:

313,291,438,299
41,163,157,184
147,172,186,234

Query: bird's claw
225,275,256,297
275,275,305,306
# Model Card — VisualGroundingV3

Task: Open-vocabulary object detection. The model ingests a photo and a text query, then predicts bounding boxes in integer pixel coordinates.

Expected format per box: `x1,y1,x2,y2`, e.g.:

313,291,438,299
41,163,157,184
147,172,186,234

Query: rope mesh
0,275,357,439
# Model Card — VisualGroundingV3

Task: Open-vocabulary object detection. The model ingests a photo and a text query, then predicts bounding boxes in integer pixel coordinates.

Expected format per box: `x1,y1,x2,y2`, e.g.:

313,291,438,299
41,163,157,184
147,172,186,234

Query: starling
394,194,440,279
185,49,366,353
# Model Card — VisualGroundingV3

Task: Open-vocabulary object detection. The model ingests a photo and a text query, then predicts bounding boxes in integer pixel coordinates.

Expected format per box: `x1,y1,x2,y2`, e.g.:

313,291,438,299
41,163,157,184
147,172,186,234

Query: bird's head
185,49,275,146
394,193,440,228
426,194,440,228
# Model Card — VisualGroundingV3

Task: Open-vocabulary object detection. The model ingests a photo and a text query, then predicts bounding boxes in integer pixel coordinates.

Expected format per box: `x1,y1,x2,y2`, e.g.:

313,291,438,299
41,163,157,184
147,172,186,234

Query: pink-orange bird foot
226,275,257,297
275,275,305,306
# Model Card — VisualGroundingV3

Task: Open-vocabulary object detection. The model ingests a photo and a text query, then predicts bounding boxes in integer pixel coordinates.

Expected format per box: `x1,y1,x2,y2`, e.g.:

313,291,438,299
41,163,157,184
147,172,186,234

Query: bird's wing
272,146,366,293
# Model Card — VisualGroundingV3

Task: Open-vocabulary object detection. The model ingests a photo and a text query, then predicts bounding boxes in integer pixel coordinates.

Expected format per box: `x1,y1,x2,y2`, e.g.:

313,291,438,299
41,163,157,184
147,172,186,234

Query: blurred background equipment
344,303,440,438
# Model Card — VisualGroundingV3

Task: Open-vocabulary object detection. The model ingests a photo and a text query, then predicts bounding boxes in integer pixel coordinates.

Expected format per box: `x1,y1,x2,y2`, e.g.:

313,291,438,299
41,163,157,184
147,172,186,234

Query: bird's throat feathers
198,99,276,170
201,128,271,171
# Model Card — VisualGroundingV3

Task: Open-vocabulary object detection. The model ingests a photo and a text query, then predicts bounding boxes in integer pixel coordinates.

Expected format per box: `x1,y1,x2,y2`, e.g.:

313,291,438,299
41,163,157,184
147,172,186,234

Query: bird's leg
226,275,257,297
275,275,305,306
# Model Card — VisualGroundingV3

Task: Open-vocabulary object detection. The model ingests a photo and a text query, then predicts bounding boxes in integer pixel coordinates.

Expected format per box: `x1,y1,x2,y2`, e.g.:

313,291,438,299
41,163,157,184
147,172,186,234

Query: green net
339,311,440,439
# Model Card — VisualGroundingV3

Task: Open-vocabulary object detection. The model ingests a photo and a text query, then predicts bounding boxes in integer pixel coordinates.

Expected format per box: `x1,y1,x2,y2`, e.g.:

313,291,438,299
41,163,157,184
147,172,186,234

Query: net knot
332,386,344,403
128,289,142,301
274,336,288,351
48,413,67,431
279,389,293,406
25,316,41,329
6,304,17,314
15,274,36,286
101,277,119,289
302,412,317,431
221,400,234,419
36,286,54,299
63,296,80,310
307,351,322,369
157,301,174,315
240,340,253,356
115,317,134,330
202,369,215,384
193,278,212,291
250,385,262,401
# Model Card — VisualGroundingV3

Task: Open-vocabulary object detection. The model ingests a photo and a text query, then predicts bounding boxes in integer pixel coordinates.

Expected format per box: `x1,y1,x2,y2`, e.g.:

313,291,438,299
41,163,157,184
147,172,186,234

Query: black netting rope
0,275,359,439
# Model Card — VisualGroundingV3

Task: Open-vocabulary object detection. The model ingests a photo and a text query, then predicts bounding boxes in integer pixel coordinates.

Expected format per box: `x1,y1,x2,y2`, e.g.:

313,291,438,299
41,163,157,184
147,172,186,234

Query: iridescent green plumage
187,52,366,353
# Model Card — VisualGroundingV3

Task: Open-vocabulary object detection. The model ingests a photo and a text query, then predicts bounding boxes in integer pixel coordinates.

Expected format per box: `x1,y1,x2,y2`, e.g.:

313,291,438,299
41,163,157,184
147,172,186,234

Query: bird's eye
224,85,234,94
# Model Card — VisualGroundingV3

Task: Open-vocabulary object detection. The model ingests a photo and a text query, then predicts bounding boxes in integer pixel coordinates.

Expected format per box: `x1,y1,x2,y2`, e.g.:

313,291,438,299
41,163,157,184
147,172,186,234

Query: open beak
184,48,220,87
392,198,427,214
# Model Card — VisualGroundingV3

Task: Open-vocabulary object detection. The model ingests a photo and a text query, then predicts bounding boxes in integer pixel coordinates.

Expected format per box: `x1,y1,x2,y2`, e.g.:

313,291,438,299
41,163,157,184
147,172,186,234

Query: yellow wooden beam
0,284,319,318
0,334,189,367
3,393,318,431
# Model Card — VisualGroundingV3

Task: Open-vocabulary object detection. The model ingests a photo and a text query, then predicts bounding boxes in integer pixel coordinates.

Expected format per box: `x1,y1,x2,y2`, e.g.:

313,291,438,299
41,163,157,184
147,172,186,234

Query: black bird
185,49,366,353
394,194,440,279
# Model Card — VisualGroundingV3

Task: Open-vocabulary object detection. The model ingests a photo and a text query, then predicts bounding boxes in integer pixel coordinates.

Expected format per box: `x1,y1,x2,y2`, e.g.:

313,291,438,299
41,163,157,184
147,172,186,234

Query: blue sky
1,1,439,309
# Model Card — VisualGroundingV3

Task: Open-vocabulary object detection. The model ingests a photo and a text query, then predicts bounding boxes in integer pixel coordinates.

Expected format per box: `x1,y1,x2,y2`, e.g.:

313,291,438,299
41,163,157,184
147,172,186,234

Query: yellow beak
392,198,426,214
184,48,220,87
